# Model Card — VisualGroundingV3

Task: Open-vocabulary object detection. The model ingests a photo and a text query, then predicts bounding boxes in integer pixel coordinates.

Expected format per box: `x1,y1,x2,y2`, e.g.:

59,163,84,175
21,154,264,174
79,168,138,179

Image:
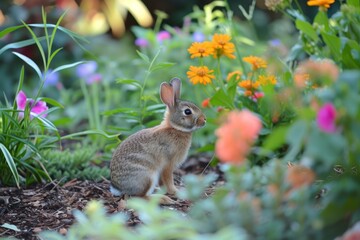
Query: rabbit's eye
184,108,192,115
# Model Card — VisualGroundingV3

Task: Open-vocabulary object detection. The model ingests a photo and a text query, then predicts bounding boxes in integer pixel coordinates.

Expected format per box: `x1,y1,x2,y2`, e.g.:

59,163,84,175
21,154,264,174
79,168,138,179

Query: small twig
200,153,216,176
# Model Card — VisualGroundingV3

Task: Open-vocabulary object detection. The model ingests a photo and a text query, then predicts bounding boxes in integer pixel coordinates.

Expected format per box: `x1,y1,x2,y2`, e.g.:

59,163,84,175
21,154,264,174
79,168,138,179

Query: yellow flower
226,70,242,81
187,41,214,58
258,75,277,85
211,34,236,59
307,0,335,9
243,56,267,70
187,66,215,85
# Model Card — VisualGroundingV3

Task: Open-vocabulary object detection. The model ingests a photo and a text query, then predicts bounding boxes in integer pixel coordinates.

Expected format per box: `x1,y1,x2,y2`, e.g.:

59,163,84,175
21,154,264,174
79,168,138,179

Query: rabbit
110,77,206,204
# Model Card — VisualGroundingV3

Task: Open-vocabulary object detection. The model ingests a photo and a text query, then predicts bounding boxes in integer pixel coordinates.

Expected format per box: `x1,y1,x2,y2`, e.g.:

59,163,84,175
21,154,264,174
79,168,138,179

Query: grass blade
0,143,20,188
13,52,42,79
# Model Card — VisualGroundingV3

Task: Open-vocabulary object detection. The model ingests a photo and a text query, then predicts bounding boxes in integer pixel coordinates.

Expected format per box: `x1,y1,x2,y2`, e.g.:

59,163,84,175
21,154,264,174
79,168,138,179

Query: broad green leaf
61,130,119,140
150,62,175,72
342,40,360,69
284,120,309,161
0,143,20,188
210,88,235,109
12,52,42,80
347,0,360,7
261,125,289,154
314,11,329,31
136,50,150,63
38,97,64,108
0,36,46,55
52,61,85,74
116,79,143,89
295,19,319,42
321,32,341,61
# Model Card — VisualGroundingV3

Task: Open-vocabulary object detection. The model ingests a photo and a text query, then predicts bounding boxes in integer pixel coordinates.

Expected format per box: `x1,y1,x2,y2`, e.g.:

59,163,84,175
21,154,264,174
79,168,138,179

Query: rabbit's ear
170,78,181,100
160,82,175,108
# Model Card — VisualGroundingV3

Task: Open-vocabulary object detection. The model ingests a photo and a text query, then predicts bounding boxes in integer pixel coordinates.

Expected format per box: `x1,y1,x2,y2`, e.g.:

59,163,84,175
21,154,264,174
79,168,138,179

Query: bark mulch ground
0,155,224,240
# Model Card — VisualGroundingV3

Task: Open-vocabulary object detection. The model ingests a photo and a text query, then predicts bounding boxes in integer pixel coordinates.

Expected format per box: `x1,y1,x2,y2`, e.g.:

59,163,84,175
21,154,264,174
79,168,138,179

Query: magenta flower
135,38,149,47
316,103,337,133
156,30,171,42
16,91,48,119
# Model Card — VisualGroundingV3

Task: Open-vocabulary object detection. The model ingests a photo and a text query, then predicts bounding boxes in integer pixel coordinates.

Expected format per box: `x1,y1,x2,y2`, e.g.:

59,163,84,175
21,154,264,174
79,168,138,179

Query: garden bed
0,155,222,240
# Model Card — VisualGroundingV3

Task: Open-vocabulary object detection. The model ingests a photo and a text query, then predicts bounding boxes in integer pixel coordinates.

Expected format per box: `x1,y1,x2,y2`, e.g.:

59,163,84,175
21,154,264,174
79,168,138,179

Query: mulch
0,155,224,240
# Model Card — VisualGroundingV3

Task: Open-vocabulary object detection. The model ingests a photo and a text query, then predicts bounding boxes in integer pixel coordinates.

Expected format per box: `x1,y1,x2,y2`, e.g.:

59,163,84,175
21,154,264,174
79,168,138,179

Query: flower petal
16,90,27,110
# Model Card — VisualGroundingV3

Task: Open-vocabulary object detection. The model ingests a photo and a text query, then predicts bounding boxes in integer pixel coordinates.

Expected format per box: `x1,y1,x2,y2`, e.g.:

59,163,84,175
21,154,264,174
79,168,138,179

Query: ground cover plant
1,0,360,239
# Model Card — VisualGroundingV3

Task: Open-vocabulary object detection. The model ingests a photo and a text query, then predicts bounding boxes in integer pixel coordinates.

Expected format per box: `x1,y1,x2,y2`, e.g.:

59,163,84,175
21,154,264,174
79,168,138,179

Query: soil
0,155,224,240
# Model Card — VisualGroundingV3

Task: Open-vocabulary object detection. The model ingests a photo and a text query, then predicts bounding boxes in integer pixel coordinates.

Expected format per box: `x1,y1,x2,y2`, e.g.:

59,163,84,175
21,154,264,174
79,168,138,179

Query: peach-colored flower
286,164,316,189
294,59,339,89
340,222,360,240
215,110,262,164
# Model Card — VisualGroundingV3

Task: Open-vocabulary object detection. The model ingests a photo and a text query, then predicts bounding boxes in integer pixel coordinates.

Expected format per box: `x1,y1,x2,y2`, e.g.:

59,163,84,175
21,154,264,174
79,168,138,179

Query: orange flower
187,66,215,85
202,98,211,108
211,34,236,59
243,56,267,70
187,41,214,58
226,70,242,81
307,0,335,9
286,164,316,189
239,80,260,90
258,75,277,85
215,110,262,164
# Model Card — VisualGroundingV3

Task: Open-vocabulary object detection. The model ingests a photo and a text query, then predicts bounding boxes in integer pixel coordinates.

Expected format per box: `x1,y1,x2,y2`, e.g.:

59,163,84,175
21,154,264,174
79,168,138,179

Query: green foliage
41,146,109,182
0,9,86,187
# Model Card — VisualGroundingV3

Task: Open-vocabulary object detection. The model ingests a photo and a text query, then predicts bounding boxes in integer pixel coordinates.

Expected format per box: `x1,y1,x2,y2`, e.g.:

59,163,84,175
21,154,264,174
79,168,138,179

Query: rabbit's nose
197,115,206,126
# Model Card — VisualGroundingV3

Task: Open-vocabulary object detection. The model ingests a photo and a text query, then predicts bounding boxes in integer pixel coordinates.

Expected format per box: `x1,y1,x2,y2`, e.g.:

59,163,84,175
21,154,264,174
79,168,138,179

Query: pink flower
16,91,48,119
215,110,262,164
340,221,360,240
316,103,337,133
156,31,171,42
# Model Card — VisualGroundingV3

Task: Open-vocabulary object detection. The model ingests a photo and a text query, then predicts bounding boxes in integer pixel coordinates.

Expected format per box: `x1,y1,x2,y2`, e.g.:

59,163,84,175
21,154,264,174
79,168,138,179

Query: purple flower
192,32,205,42
44,69,60,87
16,91,48,119
316,103,337,133
156,30,171,42
135,38,149,47
76,61,98,78
86,73,102,85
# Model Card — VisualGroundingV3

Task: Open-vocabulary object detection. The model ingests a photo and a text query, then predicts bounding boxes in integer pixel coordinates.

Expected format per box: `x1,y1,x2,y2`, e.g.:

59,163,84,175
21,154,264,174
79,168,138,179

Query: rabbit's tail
110,184,123,196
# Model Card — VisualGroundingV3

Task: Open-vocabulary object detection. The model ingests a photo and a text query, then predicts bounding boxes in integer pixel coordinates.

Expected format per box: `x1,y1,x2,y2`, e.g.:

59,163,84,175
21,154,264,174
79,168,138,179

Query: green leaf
295,19,319,42
1,223,21,232
61,130,119,140
0,25,23,38
0,143,20,188
150,62,175,72
262,125,289,153
347,0,360,7
210,88,235,109
102,108,138,116
38,97,64,108
321,31,341,61
12,51,42,80
342,40,360,69
116,79,143,89
52,61,85,74
284,120,309,161
0,36,47,56
314,11,329,31
34,115,58,132
136,50,150,63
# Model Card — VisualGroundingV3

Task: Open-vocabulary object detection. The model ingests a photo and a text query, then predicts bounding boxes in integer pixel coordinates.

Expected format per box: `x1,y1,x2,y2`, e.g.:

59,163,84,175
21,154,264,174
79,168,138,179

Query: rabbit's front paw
167,186,178,196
